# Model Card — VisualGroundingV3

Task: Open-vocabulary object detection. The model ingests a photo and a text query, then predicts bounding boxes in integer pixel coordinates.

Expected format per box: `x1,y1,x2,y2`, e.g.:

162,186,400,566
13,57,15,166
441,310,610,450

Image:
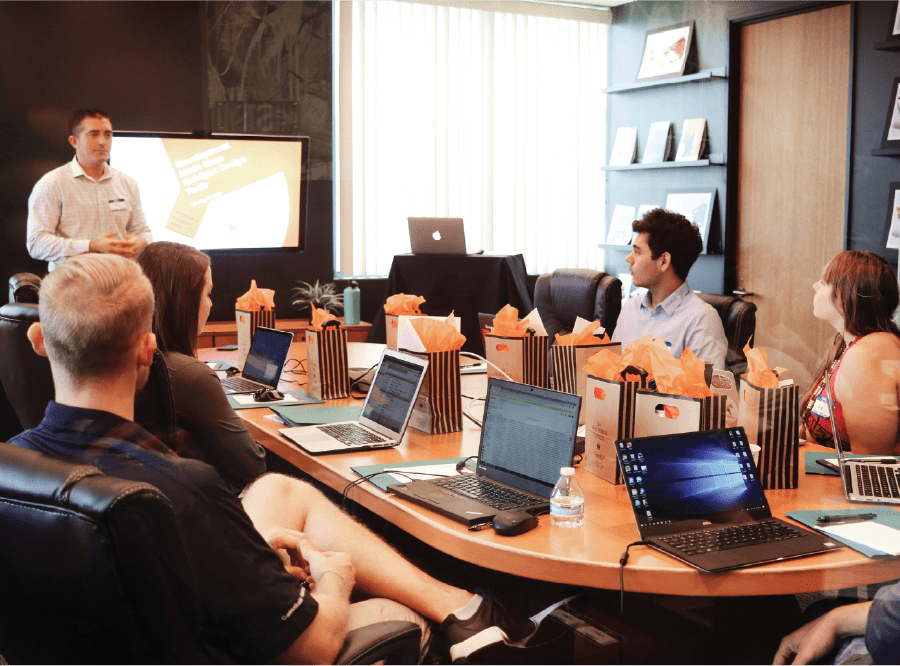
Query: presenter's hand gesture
89,231,133,257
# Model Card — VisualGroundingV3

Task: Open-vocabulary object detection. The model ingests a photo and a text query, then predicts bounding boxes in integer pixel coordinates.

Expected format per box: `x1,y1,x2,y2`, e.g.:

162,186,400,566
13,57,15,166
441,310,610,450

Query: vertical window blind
336,1,609,277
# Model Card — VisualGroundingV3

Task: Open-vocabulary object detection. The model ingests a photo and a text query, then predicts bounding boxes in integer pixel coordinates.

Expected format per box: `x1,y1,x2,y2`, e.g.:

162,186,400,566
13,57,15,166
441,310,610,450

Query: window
336,1,609,277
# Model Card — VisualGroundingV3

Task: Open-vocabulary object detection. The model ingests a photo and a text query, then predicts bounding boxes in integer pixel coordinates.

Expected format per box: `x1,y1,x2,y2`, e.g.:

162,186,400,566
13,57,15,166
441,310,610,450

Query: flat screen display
112,133,308,251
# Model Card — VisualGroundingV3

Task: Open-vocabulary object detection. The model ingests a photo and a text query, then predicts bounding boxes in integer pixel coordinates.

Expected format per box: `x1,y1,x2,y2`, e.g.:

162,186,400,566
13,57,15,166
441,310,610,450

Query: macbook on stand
617,428,841,572
816,371,900,503
279,349,428,455
388,378,581,527
408,217,468,254
220,327,294,394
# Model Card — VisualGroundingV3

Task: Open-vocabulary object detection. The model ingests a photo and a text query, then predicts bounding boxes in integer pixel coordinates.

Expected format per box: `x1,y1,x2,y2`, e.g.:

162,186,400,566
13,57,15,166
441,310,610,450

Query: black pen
816,513,878,525
857,459,899,465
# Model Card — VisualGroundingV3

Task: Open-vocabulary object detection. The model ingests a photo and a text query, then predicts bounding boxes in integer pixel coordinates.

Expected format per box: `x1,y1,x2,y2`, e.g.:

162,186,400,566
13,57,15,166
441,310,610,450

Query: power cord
455,456,478,472
349,362,380,399
619,540,651,620
458,352,514,382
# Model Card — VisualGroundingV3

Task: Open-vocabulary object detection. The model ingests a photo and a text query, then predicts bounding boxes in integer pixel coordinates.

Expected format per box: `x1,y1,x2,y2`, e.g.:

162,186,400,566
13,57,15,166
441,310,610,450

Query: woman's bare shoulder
842,333,900,380
852,332,900,356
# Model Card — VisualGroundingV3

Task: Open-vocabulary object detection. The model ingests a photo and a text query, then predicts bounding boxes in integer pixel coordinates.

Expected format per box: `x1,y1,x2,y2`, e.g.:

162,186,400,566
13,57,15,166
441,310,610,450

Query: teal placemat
227,390,324,410
272,404,363,426
204,360,238,372
805,451,877,476
351,457,471,492
787,507,900,558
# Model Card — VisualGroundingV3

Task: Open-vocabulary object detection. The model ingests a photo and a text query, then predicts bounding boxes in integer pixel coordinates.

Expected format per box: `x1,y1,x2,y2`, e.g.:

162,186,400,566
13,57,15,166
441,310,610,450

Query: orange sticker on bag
391,320,398,328
495,344,509,353
239,315,246,323
309,336,316,345
594,387,606,400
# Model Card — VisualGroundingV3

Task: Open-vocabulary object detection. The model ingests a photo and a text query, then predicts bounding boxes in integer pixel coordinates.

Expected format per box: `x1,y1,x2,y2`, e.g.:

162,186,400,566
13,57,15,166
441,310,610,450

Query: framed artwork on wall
881,77,900,149
664,188,716,253
884,182,900,250
636,21,695,81
893,1,900,38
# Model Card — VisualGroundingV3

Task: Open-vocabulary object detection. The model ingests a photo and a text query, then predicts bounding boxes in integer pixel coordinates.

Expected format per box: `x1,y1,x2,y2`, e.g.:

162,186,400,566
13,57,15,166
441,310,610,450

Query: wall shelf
602,154,726,171
872,147,900,157
602,67,727,94
875,39,900,51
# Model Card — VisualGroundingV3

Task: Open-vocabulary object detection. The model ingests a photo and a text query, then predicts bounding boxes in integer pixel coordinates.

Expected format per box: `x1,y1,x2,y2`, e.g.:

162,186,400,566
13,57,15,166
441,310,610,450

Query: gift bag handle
322,319,341,330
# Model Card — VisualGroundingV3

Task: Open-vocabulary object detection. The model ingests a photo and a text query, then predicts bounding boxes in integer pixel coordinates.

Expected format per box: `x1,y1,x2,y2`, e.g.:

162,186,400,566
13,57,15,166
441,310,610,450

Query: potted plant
291,280,343,317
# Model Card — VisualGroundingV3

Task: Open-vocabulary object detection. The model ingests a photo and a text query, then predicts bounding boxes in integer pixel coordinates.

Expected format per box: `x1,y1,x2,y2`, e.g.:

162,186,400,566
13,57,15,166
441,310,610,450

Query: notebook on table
408,217,468,254
617,427,841,572
388,378,581,527
279,349,428,455
816,371,900,504
220,327,293,394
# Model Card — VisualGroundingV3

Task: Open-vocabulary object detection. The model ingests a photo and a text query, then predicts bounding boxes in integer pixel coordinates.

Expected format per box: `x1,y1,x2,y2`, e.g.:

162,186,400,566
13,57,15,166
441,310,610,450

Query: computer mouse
492,509,538,536
253,389,284,402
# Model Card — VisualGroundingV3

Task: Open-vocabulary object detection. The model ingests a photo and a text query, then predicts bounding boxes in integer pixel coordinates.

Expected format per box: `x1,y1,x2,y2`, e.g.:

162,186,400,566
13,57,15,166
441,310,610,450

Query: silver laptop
387,378,581,526
279,349,429,455
408,217,468,254
220,327,293,394
818,371,900,503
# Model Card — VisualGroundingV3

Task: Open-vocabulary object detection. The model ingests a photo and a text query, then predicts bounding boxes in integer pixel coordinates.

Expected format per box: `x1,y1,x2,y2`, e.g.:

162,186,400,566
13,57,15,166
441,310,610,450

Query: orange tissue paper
743,337,783,389
311,307,339,331
492,305,531,337
235,280,275,311
618,335,711,398
410,314,466,352
555,321,609,346
583,349,630,381
384,294,425,316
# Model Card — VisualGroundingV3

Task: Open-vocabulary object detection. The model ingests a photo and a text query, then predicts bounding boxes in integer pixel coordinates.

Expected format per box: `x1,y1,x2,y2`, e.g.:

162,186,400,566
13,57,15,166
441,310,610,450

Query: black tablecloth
368,254,533,354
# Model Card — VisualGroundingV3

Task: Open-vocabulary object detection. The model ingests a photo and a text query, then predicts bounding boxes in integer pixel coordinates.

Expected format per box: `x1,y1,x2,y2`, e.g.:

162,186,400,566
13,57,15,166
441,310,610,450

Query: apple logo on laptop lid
432,230,441,241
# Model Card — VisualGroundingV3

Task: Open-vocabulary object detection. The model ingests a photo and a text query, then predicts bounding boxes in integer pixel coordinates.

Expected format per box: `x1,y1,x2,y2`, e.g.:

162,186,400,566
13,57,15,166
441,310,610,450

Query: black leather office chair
534,269,623,339
0,302,180,444
697,293,757,377
8,272,41,304
0,441,421,664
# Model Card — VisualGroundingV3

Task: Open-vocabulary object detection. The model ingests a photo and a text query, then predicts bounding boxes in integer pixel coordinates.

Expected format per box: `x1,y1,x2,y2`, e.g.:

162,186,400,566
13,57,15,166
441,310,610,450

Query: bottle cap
350,280,359,288
560,467,575,476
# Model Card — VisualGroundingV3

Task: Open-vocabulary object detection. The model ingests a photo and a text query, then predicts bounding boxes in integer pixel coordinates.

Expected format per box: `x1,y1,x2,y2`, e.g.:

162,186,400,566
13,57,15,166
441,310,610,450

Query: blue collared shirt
612,281,728,369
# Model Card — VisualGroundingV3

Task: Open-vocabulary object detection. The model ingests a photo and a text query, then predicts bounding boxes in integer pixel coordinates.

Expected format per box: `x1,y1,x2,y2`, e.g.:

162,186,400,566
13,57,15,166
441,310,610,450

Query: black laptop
617,428,842,572
388,378,581,526
220,326,293,394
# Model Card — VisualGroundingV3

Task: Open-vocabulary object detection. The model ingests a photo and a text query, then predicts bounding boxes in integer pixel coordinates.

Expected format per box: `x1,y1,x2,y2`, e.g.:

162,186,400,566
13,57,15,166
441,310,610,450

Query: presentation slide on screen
113,137,302,250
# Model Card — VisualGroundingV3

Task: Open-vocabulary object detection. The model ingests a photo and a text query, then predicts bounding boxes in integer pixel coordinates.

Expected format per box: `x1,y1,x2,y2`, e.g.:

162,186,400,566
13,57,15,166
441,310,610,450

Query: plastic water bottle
343,280,360,325
550,467,584,528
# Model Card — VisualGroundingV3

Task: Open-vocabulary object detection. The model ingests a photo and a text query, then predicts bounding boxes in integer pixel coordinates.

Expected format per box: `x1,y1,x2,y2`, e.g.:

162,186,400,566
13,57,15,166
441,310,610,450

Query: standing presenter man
26,109,151,270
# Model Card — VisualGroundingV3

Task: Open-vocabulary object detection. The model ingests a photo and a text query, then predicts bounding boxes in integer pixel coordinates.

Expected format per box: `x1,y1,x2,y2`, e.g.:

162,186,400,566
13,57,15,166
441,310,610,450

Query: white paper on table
386,464,463,484
818,521,900,555
572,316,606,337
233,393,299,406
521,307,548,336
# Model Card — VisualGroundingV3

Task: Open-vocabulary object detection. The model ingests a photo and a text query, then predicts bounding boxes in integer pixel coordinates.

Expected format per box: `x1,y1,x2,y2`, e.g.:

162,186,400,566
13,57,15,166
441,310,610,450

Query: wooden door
736,4,850,388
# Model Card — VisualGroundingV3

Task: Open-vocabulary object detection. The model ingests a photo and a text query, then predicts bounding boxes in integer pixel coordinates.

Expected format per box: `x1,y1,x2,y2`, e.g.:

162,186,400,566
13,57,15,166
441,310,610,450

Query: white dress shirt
26,156,151,270
612,281,728,369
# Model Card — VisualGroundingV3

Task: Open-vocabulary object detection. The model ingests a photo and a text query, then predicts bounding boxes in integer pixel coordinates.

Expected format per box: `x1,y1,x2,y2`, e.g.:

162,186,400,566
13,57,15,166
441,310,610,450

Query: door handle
733,289,755,297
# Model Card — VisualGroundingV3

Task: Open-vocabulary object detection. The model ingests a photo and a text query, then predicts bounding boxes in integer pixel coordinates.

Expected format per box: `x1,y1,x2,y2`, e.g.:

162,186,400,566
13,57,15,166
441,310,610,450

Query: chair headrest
0,301,40,323
8,273,41,304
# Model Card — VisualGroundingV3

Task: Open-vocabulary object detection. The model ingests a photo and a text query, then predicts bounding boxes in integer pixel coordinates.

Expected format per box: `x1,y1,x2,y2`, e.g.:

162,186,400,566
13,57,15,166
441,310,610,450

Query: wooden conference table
202,344,900,598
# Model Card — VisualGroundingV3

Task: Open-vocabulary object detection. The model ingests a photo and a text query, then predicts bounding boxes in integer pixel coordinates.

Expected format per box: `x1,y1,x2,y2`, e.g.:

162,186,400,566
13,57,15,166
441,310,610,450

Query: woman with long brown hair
137,241,265,492
800,251,900,455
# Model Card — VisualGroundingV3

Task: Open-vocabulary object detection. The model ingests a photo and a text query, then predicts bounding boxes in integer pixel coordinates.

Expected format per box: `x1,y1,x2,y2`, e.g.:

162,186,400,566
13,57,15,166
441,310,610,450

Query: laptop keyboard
658,519,805,556
434,476,538,510
856,464,900,499
221,376,265,392
318,423,388,446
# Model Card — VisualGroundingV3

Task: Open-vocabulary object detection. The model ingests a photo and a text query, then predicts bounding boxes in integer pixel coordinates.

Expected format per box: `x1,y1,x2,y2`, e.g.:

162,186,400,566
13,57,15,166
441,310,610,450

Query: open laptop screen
242,327,293,386
619,429,771,536
476,379,580,497
361,353,426,432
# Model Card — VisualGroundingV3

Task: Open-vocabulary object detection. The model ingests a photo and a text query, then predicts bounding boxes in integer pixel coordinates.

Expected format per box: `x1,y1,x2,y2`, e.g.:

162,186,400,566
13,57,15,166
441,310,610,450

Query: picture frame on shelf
664,188,716,254
881,77,900,149
884,182,900,250
893,1,900,38
636,21,695,81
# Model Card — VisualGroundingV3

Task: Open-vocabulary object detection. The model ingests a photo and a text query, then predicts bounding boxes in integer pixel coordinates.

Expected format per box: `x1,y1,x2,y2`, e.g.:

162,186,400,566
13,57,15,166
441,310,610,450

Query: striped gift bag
633,390,727,439
550,341,622,424
739,379,800,489
306,324,350,400
485,333,550,388
584,375,647,484
405,349,462,434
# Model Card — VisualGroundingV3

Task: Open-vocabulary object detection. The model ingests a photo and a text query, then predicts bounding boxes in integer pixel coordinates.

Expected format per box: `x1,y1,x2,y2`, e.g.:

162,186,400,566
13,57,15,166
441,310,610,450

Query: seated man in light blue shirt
612,208,728,369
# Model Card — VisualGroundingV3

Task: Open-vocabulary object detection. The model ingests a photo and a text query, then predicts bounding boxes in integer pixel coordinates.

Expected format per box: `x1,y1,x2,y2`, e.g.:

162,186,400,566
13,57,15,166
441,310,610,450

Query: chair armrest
335,620,422,665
